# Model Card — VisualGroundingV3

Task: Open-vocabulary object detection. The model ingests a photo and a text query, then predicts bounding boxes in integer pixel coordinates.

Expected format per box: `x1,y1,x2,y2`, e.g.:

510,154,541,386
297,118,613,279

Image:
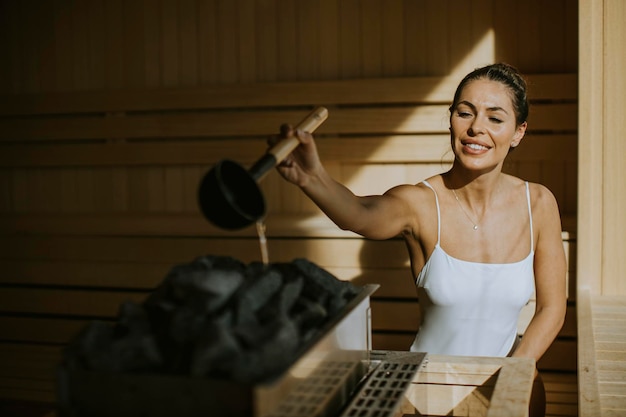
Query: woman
272,63,566,416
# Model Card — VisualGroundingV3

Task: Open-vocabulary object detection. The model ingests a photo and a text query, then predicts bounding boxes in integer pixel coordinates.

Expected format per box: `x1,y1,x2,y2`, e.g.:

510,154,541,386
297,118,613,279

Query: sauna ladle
198,106,328,230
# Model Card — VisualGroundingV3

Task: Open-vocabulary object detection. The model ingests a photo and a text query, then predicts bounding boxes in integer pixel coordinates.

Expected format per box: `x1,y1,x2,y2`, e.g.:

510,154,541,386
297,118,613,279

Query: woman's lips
461,140,491,153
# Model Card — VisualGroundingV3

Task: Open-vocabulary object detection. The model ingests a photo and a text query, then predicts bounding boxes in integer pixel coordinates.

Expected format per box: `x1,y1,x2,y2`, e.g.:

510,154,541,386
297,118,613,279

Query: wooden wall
578,0,626,295
0,0,579,225
578,1,626,415
0,0,577,90
0,0,579,410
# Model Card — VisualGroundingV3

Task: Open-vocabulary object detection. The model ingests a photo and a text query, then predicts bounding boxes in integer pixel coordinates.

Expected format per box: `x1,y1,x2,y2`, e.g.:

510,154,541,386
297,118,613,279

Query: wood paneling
578,0,626,412
0,0,577,93
0,74,578,221
578,291,626,416
0,0,579,408
578,0,626,296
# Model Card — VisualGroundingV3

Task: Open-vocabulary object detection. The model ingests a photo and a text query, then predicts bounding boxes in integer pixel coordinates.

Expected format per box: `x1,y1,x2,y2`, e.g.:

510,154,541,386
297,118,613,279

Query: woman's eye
457,111,472,118
489,117,503,123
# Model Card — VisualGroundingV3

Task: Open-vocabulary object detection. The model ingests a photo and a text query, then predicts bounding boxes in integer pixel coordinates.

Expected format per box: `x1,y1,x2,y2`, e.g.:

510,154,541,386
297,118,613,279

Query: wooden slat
0,232,572,275
0,74,577,116
374,332,576,372
0,235,410,270
578,289,602,416
0,343,61,403
0,103,577,142
402,355,535,417
0,288,146,317
373,301,573,338
488,357,536,417
543,371,578,417
0,259,415,299
0,299,436,347
0,133,577,168
0,343,62,378
0,212,579,242
0,306,442,346
371,300,419,332
539,339,578,372
589,294,626,415
0,259,185,289
0,317,88,344
602,0,626,295
0,345,576,413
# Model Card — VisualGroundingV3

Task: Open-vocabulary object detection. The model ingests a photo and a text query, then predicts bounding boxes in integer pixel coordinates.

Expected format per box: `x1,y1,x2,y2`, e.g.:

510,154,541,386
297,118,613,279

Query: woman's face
450,79,527,172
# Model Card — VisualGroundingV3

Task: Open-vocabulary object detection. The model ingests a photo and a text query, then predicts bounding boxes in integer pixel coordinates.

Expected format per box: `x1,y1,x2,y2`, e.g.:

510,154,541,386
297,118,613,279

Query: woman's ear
511,121,528,148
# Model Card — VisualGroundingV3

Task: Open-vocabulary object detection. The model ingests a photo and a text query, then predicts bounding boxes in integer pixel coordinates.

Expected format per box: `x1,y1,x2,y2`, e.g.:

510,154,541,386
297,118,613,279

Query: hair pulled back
451,63,529,126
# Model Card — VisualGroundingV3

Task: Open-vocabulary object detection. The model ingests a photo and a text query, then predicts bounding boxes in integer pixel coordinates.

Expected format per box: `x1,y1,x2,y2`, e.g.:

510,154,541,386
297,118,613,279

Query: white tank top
410,180,535,357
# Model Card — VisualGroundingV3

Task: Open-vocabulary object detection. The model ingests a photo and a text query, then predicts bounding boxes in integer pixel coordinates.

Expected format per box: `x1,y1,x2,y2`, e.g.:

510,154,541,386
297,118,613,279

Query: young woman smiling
271,63,566,417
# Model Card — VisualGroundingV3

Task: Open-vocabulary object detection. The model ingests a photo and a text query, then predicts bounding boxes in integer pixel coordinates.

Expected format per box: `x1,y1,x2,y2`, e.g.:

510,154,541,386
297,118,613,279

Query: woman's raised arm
274,127,416,240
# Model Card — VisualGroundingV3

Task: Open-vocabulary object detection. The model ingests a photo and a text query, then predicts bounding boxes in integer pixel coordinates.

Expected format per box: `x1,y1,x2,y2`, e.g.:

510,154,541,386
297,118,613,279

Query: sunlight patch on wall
450,29,496,78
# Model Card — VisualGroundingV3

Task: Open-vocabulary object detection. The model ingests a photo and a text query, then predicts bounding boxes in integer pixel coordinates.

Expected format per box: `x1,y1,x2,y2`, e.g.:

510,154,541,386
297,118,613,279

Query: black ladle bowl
198,107,328,230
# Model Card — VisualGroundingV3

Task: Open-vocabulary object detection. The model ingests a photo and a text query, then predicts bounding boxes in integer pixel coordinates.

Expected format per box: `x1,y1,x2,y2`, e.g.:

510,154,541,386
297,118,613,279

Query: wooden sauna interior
0,1,624,416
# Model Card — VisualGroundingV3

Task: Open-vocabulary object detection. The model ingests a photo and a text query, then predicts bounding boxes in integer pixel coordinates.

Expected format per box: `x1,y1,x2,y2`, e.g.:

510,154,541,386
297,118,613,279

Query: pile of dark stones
62,256,359,383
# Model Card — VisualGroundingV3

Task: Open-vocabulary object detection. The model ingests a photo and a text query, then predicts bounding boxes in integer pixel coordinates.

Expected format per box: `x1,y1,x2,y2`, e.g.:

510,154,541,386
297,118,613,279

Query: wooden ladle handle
250,106,329,181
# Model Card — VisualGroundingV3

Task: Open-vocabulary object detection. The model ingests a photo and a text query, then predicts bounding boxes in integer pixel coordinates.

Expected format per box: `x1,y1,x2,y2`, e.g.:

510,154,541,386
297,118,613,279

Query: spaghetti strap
422,181,441,245
525,181,534,253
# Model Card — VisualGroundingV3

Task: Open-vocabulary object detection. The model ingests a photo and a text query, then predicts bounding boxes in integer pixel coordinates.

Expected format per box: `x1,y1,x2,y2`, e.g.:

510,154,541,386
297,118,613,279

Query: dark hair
450,63,529,126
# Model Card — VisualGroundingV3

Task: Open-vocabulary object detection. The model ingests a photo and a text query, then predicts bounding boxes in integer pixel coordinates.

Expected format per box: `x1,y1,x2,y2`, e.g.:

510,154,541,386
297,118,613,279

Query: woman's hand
269,124,323,188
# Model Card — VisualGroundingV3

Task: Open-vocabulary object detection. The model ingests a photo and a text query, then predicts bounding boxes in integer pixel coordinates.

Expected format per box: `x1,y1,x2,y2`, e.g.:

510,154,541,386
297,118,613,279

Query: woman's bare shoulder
525,181,561,229
527,181,558,207
385,175,441,200
502,175,557,204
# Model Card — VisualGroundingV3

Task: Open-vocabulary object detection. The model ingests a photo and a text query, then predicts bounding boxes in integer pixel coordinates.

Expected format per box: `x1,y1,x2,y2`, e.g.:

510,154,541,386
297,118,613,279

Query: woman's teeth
466,143,488,151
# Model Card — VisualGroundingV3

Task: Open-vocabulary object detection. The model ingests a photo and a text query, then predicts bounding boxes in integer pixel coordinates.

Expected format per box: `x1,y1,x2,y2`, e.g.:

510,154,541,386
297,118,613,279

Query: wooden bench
578,289,626,416
0,73,578,410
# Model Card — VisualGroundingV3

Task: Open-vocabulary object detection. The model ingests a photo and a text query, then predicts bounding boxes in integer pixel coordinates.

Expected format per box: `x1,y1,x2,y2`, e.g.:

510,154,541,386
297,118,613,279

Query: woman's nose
468,118,486,135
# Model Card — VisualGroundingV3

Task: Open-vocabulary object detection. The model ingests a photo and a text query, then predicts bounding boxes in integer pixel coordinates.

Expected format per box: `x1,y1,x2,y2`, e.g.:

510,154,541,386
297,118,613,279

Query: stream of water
256,219,269,265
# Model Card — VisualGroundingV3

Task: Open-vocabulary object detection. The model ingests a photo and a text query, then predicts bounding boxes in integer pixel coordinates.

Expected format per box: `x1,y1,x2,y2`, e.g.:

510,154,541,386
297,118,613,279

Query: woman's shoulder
524,180,558,206
385,175,443,198
503,175,556,201
513,178,560,224
499,175,559,220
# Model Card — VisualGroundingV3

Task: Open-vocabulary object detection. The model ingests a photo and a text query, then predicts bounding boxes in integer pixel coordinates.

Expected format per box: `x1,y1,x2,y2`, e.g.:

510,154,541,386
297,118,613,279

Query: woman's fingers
280,123,293,138
268,123,295,147
294,128,313,144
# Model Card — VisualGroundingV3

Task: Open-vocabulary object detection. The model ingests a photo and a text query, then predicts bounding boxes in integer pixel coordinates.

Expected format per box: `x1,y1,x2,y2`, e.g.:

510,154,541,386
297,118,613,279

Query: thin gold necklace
451,188,479,230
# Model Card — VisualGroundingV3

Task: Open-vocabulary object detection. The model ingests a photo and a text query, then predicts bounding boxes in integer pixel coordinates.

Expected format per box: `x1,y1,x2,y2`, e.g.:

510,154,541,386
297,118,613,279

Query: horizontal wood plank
0,260,416,299
0,74,577,116
0,288,146,317
0,344,60,403
0,212,579,240
0,317,88,344
0,233,573,290
0,103,577,142
0,296,577,343
0,235,410,269
0,133,577,167
539,339,578,372
587,294,626,415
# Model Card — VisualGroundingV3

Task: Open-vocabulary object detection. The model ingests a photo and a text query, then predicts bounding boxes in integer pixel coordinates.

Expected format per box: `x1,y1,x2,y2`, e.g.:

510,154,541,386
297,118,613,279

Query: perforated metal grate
338,352,425,417
267,360,365,417
266,352,425,417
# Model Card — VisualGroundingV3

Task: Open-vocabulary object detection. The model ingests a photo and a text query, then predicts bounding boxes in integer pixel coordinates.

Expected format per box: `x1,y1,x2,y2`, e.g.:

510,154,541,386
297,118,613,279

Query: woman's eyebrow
457,100,509,115
487,106,509,114
455,100,476,111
